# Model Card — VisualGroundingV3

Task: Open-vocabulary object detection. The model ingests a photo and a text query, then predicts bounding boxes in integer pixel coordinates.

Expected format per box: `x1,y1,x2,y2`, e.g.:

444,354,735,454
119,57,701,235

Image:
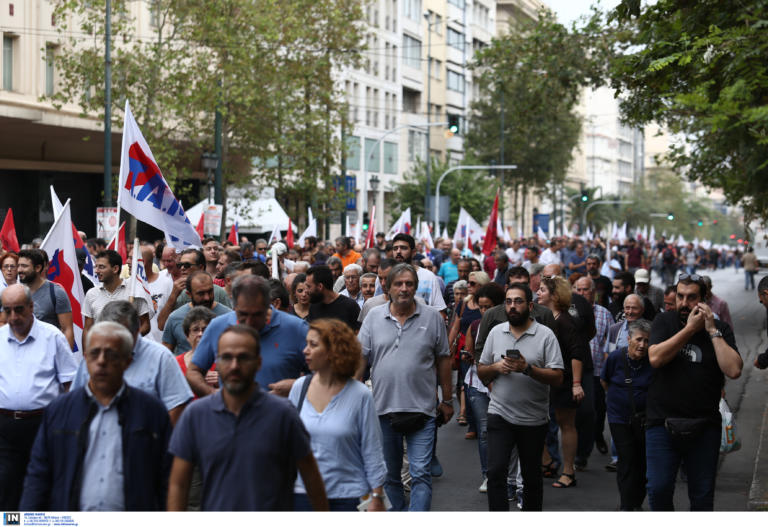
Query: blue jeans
645,424,721,511
745,270,755,290
379,415,436,511
467,386,489,478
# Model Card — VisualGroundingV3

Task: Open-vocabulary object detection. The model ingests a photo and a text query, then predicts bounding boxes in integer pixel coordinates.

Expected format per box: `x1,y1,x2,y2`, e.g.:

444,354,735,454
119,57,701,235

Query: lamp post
201,152,219,204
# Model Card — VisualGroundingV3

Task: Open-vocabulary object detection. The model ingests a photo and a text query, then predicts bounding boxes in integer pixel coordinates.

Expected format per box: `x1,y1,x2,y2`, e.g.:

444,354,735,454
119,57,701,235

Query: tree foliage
465,9,609,229
48,0,365,225
387,157,496,232
606,0,768,222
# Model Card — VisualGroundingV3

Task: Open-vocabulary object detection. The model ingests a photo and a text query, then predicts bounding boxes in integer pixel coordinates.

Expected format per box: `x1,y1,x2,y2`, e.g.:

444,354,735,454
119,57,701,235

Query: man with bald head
438,248,461,284
608,294,645,353
0,284,77,509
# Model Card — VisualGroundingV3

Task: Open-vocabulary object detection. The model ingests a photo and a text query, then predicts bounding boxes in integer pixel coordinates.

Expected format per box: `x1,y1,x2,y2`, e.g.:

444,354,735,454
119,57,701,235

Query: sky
543,0,622,27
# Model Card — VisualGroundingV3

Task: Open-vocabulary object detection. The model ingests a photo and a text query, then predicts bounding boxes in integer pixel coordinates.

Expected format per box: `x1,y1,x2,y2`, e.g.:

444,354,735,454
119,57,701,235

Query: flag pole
128,237,139,303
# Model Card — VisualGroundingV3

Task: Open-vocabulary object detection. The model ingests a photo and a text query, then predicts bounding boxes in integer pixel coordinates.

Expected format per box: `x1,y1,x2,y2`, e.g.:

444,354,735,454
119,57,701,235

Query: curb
748,399,768,510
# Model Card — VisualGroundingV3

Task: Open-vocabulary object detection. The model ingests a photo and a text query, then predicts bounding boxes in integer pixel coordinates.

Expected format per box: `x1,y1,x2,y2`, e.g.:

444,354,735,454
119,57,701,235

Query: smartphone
506,349,521,360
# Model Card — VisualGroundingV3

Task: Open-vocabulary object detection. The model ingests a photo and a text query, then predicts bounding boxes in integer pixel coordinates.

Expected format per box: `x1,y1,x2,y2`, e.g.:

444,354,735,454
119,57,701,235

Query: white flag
297,219,317,247
387,208,412,238
50,186,98,285
649,225,656,244
268,224,281,245
537,226,548,241
441,226,449,240
127,239,156,320
40,200,85,358
117,101,201,249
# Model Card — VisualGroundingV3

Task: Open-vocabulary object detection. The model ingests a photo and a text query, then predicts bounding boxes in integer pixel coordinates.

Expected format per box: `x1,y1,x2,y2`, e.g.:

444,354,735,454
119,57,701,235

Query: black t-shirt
593,275,613,308
553,311,588,378
646,311,738,426
308,295,361,331
568,293,595,372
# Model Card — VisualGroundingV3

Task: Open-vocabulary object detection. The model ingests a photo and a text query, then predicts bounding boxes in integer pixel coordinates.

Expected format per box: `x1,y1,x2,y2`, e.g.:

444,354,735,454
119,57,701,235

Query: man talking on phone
478,283,564,511
645,274,742,511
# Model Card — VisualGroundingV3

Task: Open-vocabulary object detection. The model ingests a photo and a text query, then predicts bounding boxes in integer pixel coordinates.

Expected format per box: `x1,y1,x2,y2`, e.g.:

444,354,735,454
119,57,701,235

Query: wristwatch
522,364,533,376
440,399,454,406
371,492,385,500
709,330,723,339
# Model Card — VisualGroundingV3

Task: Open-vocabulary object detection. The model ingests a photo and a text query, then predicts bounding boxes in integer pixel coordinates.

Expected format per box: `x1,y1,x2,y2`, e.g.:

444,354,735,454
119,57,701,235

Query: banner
117,100,201,249
96,207,120,241
40,200,84,357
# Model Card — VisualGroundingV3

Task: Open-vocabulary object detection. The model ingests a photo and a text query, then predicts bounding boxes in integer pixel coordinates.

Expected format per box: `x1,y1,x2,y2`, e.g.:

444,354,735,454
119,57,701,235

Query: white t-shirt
416,267,447,311
505,248,525,267
145,273,173,343
540,248,561,266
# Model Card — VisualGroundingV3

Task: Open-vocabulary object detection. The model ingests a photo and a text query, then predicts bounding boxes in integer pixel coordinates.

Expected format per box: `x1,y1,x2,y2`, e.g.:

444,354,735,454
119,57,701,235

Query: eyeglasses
2,264,17,270
505,298,527,306
256,247,267,252
678,273,702,283
468,281,477,286
177,262,197,270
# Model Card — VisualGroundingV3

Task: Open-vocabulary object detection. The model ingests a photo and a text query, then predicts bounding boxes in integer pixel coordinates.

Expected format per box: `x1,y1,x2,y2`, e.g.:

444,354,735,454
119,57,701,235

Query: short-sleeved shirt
162,302,231,355
168,387,311,511
416,267,447,311
480,320,564,426
358,301,449,416
174,284,231,310
565,252,587,277
72,335,192,411
647,311,738,427
0,318,77,410
146,274,173,343
191,310,309,387
308,295,361,331
437,261,458,284
82,280,150,320
29,281,71,328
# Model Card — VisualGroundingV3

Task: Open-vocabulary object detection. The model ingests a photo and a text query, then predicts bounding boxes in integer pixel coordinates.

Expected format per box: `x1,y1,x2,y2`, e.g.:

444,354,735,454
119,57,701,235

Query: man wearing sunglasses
646,273,742,511
0,284,77,510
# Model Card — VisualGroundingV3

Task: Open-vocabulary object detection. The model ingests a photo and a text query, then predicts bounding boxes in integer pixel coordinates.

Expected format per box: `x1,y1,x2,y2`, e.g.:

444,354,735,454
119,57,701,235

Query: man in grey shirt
358,263,453,512
478,283,564,512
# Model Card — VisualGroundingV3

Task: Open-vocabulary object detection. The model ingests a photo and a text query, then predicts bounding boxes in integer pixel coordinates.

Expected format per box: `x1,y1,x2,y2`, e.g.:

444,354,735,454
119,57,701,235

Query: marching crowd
1,227,767,512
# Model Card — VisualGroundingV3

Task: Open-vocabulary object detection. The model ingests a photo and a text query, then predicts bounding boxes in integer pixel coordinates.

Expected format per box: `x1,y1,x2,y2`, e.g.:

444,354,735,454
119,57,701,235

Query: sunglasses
468,281,477,286
178,262,197,270
678,273,702,283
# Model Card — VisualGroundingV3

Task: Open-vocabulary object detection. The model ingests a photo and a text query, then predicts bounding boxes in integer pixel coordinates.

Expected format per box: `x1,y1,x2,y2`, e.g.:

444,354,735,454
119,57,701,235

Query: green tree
605,0,768,222
387,158,496,234
465,9,609,233
48,0,365,231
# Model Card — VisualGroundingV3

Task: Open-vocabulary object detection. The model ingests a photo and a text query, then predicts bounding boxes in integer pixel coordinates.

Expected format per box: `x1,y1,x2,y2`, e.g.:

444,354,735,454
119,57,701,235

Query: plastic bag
719,397,741,453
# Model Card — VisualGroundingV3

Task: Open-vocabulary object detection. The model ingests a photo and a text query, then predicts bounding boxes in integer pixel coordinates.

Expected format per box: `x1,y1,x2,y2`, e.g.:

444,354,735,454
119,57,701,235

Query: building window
402,34,421,70
346,136,361,171
431,58,442,80
3,36,13,91
365,138,381,172
384,142,398,174
434,14,443,35
404,0,421,22
447,70,464,93
448,0,465,8
45,45,56,96
408,130,426,161
402,87,420,114
447,27,464,50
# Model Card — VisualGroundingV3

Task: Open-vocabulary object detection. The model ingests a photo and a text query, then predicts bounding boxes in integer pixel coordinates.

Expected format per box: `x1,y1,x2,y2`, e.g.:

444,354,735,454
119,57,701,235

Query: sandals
456,415,468,426
552,473,577,488
541,461,559,478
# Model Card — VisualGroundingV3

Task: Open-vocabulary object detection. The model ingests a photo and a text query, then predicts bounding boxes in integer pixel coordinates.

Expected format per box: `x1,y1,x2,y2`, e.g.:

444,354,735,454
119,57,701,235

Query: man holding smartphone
646,274,742,510
478,283,564,511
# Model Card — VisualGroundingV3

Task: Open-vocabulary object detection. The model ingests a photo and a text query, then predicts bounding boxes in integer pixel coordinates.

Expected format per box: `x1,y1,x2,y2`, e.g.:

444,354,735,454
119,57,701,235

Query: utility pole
103,0,112,206
499,87,505,226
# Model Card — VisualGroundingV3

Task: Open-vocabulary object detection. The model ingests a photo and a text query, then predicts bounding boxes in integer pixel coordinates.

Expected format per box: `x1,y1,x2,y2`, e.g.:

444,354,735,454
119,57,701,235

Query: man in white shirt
539,239,562,266
142,244,172,343
392,234,446,312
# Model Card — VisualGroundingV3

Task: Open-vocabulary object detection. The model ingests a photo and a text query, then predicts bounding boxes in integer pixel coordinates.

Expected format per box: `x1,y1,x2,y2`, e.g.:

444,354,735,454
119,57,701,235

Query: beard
223,376,250,395
678,306,691,326
507,306,531,327
309,290,323,303
18,271,36,284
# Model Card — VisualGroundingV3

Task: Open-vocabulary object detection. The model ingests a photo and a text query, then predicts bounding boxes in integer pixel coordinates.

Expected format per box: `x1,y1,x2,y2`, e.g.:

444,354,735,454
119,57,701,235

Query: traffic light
713,219,718,225
362,212,370,232
697,220,704,227
448,115,460,135
730,234,736,240
580,191,589,203
666,212,675,221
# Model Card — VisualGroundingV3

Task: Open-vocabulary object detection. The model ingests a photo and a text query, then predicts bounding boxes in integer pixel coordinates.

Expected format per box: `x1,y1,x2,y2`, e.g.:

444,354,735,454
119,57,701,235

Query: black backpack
662,247,675,264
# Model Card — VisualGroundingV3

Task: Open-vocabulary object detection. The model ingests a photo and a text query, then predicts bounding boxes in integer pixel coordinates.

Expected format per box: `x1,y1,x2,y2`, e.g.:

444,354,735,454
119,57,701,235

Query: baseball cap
634,269,650,284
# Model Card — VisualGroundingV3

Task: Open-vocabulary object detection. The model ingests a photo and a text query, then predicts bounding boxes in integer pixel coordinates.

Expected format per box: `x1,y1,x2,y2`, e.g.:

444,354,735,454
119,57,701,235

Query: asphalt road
429,267,768,511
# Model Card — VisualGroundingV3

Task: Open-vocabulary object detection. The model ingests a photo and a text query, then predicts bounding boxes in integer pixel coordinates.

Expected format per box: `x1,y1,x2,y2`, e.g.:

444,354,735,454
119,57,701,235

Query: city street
431,267,768,511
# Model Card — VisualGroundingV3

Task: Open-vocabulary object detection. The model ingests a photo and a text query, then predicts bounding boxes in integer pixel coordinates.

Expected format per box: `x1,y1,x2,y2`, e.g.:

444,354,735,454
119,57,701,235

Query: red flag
107,221,127,264
482,191,499,256
228,222,239,245
0,208,20,253
196,212,205,239
364,206,376,249
286,218,294,249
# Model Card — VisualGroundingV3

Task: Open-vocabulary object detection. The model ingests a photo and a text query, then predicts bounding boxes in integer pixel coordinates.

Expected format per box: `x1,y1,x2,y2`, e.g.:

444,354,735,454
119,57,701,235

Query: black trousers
486,413,547,511
0,414,43,509
575,373,596,462
593,376,607,440
609,422,647,510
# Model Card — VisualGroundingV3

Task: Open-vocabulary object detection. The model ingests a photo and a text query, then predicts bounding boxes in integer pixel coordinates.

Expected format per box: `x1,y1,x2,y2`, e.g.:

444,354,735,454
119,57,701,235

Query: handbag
450,301,468,370
719,397,741,453
387,412,430,434
621,351,646,434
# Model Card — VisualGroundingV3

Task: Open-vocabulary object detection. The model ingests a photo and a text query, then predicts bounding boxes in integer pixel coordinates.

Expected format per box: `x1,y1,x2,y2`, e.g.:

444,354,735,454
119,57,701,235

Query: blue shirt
79,384,126,511
0,318,77,410
162,302,232,355
566,252,587,277
73,335,192,411
288,377,387,498
168,387,311,511
601,347,653,425
437,261,458,283
191,309,309,387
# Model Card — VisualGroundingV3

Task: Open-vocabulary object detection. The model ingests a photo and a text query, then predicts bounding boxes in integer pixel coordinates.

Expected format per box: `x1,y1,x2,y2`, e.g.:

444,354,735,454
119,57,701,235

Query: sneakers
479,478,488,493
605,460,617,472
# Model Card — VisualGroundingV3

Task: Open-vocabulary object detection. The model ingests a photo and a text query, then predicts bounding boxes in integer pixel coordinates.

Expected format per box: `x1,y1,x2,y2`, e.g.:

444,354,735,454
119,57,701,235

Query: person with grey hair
607,294,646,354
72,300,193,426
188,274,309,398
0,284,77,510
21,321,171,511
600,318,653,511
357,263,453,511
340,263,364,308
362,248,381,274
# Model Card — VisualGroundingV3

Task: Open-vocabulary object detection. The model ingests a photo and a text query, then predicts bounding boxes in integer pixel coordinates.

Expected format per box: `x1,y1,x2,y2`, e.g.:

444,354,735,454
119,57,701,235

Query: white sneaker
478,478,488,493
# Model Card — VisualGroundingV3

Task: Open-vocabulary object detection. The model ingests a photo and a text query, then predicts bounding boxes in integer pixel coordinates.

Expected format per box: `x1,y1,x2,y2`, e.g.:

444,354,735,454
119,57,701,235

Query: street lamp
201,152,219,204
369,174,380,193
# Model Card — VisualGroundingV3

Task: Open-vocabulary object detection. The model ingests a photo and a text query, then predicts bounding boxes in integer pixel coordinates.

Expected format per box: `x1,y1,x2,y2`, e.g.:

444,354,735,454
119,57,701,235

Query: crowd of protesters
1,225,766,512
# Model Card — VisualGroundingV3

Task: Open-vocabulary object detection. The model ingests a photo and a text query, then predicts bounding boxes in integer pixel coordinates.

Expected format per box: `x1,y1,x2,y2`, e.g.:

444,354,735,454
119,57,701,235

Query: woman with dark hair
537,276,587,489
289,318,387,511
469,259,482,273
175,306,218,395
290,273,310,320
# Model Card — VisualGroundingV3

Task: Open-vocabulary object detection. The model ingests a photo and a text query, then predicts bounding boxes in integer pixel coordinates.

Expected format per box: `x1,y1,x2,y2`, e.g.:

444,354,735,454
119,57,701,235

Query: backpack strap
48,281,57,311
296,373,314,414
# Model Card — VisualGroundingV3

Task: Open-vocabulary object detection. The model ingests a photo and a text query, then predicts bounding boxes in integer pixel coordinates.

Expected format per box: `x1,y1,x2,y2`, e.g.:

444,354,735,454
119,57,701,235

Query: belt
0,408,44,419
